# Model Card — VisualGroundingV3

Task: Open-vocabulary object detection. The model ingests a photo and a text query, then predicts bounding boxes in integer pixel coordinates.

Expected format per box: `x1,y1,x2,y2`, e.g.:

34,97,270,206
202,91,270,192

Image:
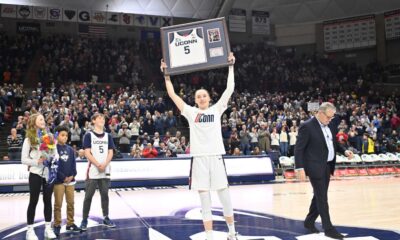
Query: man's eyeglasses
322,112,335,120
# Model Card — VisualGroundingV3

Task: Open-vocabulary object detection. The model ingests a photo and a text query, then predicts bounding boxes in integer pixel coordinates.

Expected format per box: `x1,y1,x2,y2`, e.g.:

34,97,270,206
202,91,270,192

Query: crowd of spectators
1,36,400,161
0,33,37,85
162,42,400,157
38,36,147,87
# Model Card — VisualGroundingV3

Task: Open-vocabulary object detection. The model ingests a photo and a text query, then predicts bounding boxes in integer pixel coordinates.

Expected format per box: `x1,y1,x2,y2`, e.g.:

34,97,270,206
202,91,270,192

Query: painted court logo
194,113,215,123
1,208,398,239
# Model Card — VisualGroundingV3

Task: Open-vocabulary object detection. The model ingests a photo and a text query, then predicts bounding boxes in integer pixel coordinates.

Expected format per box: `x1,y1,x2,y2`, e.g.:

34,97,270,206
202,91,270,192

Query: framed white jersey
161,17,231,75
168,27,207,68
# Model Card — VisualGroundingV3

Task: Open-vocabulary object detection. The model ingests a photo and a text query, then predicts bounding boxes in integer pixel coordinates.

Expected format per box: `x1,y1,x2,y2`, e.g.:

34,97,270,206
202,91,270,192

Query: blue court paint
0,208,398,239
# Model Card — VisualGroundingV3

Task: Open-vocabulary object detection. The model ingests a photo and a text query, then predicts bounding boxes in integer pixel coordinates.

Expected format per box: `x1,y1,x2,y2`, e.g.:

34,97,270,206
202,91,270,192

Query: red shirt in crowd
142,147,158,158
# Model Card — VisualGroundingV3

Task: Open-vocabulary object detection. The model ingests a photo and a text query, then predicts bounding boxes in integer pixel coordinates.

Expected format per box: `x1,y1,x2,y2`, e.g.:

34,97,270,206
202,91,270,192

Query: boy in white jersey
80,113,116,231
161,53,238,240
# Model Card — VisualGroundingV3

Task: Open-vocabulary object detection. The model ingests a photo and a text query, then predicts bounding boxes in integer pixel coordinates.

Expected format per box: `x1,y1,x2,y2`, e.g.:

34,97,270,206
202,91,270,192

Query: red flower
39,143,49,151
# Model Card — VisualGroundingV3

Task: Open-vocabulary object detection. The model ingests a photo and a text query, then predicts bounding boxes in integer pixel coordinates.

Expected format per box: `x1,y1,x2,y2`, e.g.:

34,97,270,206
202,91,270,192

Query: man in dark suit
295,102,353,240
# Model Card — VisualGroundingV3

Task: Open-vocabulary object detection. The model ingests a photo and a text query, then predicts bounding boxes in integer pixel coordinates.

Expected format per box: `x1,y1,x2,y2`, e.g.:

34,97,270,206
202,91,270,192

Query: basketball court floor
0,176,399,239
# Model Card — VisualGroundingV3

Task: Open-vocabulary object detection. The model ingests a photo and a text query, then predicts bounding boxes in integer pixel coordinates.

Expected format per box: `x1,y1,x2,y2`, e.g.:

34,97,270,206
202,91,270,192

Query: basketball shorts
189,155,229,191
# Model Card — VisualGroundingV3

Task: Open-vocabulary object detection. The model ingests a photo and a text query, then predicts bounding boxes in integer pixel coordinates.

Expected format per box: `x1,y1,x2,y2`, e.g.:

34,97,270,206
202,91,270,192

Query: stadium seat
386,152,398,161
361,154,376,164
349,154,363,164
335,154,346,165
369,154,381,163
378,153,391,164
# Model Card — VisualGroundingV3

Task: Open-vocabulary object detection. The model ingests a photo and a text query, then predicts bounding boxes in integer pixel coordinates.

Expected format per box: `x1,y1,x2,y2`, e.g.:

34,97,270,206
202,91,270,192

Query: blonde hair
25,113,43,147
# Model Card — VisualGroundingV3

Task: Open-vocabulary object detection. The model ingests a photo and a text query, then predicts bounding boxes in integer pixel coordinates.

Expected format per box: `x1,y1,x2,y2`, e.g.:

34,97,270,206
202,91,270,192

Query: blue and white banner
1,4,173,29
134,14,148,27
47,7,62,21
148,15,161,28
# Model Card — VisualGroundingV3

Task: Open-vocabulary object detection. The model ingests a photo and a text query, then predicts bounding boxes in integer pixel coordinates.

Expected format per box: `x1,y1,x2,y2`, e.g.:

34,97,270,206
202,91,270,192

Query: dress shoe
304,222,320,233
325,228,344,239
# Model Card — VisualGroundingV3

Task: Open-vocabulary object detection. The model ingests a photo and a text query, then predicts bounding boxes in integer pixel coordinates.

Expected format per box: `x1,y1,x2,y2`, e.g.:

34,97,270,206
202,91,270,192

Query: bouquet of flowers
37,129,59,184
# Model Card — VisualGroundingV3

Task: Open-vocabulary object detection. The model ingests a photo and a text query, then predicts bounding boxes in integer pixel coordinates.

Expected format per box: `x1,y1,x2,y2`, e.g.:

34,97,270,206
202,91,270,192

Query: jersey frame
160,17,231,76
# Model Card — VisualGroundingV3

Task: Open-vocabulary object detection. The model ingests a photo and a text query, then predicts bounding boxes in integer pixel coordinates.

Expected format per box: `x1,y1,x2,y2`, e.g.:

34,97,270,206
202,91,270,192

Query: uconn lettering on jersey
175,37,197,47
92,140,108,144
194,113,214,123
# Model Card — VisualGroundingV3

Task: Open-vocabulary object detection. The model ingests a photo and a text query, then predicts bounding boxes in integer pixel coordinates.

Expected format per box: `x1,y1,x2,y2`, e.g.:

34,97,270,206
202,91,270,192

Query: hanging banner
107,12,120,25
63,9,77,22
17,5,33,19
91,11,106,24
48,7,62,21
33,6,47,20
323,15,376,51
229,8,246,33
384,9,400,40
148,16,161,28
134,15,147,27
78,10,91,23
1,4,17,18
120,13,134,26
252,10,270,35
161,16,173,27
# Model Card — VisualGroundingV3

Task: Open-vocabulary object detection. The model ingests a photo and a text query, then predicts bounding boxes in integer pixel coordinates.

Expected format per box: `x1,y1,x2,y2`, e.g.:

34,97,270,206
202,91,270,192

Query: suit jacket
294,117,345,178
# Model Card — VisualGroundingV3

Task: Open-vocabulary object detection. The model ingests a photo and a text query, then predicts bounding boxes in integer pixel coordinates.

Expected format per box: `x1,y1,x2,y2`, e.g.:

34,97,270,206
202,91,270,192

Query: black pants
305,164,333,231
27,173,54,224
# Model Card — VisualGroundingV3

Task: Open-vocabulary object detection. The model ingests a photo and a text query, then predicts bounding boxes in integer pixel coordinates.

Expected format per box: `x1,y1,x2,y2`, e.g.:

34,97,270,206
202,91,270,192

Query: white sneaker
26,228,38,240
44,227,57,239
227,232,239,240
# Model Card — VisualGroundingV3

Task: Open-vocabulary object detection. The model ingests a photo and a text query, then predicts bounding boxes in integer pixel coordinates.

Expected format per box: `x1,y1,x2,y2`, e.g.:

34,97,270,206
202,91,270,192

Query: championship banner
91,11,106,24
252,10,270,35
228,8,246,33
323,15,375,51
17,5,32,19
78,10,91,23
1,4,17,18
134,15,147,27
107,12,120,25
33,6,47,20
63,9,77,22
160,17,231,75
48,7,62,21
120,13,134,26
384,9,400,40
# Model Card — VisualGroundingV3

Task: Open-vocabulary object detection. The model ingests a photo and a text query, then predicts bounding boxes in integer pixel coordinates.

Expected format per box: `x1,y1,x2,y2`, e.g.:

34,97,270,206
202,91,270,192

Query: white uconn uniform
169,27,207,68
88,132,110,179
182,66,234,190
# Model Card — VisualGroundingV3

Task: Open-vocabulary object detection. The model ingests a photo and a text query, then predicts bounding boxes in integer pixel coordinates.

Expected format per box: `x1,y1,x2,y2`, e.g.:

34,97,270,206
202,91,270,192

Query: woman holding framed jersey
160,52,238,240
